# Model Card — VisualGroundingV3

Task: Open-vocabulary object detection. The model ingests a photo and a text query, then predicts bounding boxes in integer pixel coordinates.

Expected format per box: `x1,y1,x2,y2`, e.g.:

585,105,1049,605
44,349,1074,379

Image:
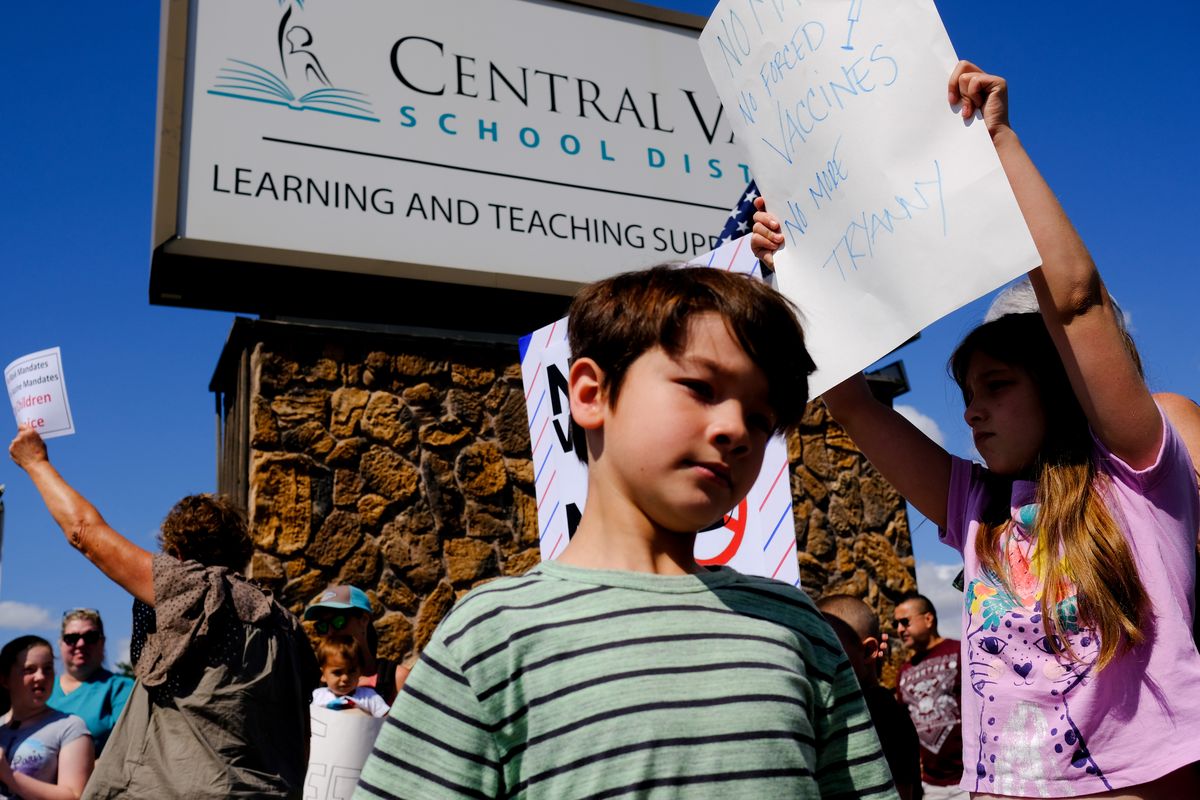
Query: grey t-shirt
0,710,89,798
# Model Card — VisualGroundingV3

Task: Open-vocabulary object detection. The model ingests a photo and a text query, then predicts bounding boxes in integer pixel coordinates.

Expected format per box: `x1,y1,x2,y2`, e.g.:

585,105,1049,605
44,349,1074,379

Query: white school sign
153,0,753,308
698,0,1040,394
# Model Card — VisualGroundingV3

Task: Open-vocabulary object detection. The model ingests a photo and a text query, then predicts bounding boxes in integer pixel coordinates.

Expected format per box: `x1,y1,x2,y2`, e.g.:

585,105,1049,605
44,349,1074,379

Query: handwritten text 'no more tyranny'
774,141,946,280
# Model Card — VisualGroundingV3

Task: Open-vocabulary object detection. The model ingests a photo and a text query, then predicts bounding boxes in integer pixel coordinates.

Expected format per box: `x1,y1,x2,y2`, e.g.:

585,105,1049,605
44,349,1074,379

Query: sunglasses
63,630,102,646
893,618,910,629
313,614,349,635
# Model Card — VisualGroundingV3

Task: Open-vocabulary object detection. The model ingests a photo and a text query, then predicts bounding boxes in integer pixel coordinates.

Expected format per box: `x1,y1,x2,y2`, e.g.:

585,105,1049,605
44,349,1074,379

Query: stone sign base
211,319,917,675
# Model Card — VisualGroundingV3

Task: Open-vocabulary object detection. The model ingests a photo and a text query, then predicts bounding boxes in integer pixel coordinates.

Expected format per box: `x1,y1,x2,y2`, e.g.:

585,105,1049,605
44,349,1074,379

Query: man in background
893,593,965,799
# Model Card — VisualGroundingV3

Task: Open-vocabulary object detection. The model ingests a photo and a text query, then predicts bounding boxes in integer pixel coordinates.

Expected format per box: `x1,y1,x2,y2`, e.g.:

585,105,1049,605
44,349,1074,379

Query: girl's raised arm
823,374,952,529
951,62,1161,468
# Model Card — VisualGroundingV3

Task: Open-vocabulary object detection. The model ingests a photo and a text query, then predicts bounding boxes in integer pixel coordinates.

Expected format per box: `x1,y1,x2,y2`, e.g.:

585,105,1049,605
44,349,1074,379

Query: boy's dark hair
818,594,881,640
317,635,365,672
159,494,254,573
567,265,815,462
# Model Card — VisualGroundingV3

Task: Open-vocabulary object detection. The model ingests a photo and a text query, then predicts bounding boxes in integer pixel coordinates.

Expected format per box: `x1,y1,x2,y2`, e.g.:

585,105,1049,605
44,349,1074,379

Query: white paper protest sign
699,0,1039,395
304,705,384,800
519,239,800,586
5,348,75,439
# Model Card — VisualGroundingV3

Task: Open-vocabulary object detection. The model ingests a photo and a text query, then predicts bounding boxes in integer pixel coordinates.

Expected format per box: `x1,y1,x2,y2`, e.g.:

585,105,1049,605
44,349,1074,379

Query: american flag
714,180,771,273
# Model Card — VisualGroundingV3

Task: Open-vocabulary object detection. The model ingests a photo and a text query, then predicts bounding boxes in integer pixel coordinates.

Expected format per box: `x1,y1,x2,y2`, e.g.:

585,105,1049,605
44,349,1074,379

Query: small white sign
519,239,800,586
5,348,75,439
698,0,1039,395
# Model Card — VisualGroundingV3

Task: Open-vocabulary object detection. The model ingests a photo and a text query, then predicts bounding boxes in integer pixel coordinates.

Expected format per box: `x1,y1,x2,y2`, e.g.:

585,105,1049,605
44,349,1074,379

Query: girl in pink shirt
753,62,1200,798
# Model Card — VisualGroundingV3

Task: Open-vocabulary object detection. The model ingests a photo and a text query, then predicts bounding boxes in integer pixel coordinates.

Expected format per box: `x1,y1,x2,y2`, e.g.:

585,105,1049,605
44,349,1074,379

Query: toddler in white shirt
311,635,389,718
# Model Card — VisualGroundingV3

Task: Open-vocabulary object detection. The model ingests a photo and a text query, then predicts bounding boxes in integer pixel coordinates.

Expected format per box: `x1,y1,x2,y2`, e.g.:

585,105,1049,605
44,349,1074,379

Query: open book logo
208,0,378,122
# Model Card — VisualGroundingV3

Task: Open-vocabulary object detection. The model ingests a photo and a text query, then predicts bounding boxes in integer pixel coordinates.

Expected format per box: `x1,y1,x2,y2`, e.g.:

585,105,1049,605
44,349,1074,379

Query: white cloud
0,601,55,630
914,561,964,640
894,404,946,447
113,637,131,668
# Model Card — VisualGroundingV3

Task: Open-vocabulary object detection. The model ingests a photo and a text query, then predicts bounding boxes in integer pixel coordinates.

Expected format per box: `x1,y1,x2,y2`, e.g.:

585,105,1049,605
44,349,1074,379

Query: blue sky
1,1,1197,656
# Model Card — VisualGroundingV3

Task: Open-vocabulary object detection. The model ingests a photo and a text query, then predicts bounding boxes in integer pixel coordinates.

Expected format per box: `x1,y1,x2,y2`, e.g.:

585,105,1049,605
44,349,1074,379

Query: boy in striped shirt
355,266,897,799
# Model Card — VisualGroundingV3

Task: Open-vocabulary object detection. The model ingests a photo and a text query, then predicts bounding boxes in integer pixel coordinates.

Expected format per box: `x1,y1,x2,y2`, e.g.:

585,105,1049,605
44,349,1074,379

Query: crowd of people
3,60,1199,799
0,582,405,799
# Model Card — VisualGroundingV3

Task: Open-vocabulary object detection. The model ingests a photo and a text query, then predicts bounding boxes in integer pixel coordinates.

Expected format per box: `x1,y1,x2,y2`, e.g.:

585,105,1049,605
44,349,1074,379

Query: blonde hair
61,608,104,638
952,313,1148,671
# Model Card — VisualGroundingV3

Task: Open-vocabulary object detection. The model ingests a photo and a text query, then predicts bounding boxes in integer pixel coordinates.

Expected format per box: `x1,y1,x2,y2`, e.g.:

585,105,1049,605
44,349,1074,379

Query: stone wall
790,401,918,606
214,319,917,671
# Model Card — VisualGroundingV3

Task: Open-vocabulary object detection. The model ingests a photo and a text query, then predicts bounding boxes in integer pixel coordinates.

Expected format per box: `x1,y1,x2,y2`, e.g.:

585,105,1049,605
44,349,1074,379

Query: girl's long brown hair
951,313,1148,671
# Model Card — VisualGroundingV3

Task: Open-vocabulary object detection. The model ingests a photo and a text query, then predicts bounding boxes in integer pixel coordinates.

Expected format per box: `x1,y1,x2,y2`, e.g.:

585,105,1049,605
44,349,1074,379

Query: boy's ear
862,636,881,663
568,357,607,430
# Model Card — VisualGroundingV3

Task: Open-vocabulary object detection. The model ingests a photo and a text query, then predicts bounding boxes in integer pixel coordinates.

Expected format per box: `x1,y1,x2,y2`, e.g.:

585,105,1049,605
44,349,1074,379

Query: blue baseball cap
304,585,372,619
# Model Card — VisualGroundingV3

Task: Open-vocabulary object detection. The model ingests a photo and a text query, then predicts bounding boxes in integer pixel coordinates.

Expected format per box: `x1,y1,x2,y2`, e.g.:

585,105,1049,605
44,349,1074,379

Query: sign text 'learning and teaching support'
699,0,1039,395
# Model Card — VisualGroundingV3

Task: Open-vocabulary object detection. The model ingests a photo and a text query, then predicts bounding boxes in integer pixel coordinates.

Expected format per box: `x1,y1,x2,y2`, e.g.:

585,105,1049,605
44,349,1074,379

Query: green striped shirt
355,562,896,799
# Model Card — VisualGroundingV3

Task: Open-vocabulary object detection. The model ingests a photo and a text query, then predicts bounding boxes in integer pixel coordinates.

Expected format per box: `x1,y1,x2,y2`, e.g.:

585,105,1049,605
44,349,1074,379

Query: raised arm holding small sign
698,0,1039,394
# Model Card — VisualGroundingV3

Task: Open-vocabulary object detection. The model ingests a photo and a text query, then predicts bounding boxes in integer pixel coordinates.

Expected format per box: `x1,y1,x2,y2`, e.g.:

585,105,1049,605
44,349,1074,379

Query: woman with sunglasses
47,611,132,758
8,426,318,799
304,586,410,706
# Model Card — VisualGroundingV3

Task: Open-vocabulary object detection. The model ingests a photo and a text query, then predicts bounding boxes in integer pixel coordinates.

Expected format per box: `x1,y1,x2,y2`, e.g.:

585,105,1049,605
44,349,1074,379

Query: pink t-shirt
941,413,1200,797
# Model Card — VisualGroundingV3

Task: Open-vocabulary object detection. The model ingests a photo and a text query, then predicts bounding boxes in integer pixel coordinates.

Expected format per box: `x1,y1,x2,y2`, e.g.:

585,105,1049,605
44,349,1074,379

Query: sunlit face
590,313,776,535
61,619,105,676
961,351,1047,476
3,644,55,710
321,654,361,697
894,600,936,651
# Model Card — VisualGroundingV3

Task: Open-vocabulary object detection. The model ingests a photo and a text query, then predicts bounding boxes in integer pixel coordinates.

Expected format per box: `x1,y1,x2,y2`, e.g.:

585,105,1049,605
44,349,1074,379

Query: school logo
207,0,378,122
